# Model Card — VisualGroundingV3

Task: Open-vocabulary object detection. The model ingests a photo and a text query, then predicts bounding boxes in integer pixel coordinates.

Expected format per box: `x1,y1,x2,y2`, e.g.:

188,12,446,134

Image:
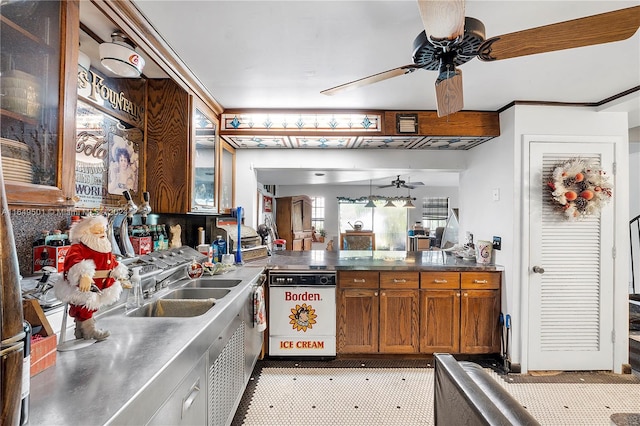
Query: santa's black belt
92,270,113,279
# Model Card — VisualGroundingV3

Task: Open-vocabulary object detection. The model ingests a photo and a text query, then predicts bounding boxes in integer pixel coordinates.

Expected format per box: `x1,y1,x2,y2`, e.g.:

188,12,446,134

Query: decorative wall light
99,31,145,78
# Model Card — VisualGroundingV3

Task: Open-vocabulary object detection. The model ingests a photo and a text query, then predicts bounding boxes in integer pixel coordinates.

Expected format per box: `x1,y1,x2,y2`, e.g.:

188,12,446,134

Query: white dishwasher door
268,285,336,356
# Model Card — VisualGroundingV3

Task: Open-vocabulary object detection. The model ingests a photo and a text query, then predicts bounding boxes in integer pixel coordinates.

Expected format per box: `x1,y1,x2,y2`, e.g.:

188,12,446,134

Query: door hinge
612,162,617,175
612,246,616,259
612,330,616,343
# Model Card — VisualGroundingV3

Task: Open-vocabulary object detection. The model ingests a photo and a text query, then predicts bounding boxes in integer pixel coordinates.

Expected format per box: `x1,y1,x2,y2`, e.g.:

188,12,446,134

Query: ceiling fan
378,175,425,189
321,1,640,118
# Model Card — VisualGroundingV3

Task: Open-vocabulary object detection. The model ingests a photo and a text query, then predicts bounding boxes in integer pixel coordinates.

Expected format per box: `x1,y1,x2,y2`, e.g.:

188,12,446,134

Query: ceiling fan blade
435,69,464,117
478,5,640,62
417,0,465,42
321,64,420,96
410,182,425,186
377,184,394,188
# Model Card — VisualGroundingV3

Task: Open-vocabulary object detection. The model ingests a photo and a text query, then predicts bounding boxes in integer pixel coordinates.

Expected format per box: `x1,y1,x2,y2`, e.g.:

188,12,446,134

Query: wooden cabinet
420,272,461,353
146,79,190,213
1,0,78,207
460,272,501,354
338,271,420,354
275,195,313,251
338,270,501,355
340,232,375,250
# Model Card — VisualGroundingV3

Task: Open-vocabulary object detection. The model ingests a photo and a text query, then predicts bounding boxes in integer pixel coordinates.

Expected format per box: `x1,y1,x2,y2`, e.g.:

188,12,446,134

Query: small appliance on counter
212,217,268,261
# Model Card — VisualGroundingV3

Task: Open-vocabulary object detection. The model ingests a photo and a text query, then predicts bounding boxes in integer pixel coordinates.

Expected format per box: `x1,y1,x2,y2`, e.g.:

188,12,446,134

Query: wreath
545,158,613,220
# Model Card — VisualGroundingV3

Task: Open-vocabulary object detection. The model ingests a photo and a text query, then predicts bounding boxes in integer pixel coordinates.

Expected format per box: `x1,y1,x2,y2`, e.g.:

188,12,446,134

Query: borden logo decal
289,303,317,332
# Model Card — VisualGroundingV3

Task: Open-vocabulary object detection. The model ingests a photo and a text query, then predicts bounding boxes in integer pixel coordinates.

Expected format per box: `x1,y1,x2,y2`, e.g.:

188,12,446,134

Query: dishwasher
268,270,336,357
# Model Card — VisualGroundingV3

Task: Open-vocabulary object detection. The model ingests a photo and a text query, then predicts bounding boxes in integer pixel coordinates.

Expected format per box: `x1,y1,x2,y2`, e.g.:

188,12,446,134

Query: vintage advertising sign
268,286,336,356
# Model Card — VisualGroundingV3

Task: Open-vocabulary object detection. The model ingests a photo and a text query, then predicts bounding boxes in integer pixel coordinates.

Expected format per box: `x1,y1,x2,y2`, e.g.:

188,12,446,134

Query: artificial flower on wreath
545,158,613,220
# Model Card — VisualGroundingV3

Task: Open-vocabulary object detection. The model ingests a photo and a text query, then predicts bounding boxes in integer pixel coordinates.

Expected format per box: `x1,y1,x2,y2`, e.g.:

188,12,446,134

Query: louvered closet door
528,142,615,371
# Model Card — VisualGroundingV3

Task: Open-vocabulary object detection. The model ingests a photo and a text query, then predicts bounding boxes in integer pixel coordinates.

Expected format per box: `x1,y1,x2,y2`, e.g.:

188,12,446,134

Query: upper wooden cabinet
145,79,190,213
0,0,78,206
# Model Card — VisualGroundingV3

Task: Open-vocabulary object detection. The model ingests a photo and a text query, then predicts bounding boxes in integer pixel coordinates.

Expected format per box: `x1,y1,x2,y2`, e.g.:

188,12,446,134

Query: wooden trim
498,85,640,113
384,111,500,137
91,0,223,116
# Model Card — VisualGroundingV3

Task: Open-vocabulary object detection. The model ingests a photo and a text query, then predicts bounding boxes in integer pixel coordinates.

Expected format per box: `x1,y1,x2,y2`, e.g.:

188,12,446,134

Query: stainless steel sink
180,279,242,289
126,298,217,318
160,288,231,299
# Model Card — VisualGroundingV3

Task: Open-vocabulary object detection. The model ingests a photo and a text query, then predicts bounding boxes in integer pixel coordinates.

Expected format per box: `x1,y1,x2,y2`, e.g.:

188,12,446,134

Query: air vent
397,114,418,133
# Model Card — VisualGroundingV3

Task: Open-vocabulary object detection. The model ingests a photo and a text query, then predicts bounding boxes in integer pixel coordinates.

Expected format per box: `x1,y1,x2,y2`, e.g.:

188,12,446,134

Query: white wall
461,104,630,373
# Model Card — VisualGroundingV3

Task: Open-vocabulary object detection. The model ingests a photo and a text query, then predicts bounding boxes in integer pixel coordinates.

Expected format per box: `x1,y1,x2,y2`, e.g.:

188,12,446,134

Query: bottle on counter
151,225,160,251
126,267,142,310
33,230,48,247
213,235,227,263
210,239,219,263
47,230,64,246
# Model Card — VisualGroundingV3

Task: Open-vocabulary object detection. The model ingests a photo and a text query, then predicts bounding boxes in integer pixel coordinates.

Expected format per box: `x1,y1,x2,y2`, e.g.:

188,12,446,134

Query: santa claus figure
54,215,128,340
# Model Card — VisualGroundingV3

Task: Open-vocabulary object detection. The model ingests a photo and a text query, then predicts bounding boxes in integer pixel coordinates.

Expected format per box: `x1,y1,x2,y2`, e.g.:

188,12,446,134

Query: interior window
338,199,408,250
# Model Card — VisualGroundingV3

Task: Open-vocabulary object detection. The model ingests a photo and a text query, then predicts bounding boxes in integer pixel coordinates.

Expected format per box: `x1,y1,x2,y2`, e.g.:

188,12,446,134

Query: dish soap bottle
213,235,227,263
126,267,143,310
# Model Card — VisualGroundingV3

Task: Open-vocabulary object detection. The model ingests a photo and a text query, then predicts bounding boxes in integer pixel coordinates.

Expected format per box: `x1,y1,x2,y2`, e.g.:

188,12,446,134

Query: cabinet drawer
338,271,379,289
420,272,460,289
380,272,419,289
461,272,501,289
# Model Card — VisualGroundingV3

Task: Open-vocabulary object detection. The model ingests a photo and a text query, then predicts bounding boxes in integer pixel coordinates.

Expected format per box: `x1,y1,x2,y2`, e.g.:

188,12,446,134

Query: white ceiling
82,1,640,186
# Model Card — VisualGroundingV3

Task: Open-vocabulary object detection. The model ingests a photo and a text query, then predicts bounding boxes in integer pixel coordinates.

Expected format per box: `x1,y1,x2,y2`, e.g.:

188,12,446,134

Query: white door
528,141,615,370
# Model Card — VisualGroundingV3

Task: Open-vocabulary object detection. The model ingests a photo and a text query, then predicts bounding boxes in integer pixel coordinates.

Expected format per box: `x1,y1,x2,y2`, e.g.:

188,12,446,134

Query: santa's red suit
55,242,127,320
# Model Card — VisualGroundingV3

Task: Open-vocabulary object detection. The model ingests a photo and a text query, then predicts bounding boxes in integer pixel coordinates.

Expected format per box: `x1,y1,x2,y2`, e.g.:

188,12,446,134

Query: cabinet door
460,289,501,354
291,239,303,251
338,271,379,289
147,355,207,426
380,271,419,289
292,199,303,232
191,99,217,212
419,290,460,353
337,289,379,353
379,289,419,353
218,140,235,213
302,237,313,251
1,0,78,206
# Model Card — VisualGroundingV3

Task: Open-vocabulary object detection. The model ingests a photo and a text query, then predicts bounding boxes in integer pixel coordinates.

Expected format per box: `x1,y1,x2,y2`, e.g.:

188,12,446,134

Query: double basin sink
125,278,242,318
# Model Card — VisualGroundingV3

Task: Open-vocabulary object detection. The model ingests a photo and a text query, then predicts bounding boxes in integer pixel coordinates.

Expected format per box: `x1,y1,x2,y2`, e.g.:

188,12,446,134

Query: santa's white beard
81,233,112,253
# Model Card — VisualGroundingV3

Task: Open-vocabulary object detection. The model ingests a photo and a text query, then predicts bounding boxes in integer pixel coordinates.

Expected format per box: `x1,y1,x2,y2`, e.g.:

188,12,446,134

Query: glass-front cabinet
191,99,217,212
0,0,78,206
219,141,235,214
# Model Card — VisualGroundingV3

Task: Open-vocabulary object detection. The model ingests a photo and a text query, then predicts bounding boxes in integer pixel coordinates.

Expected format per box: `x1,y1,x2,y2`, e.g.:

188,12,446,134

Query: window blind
422,197,449,220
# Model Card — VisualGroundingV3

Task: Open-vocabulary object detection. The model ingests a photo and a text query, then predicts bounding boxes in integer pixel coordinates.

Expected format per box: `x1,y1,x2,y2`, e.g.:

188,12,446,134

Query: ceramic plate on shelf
0,137,31,162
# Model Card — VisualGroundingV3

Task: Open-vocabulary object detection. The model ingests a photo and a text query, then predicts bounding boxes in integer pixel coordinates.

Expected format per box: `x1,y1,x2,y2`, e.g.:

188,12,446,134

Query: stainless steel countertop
254,250,503,272
27,265,265,426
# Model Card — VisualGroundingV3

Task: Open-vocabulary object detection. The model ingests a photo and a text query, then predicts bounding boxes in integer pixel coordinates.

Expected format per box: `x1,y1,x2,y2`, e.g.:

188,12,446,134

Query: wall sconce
99,31,145,78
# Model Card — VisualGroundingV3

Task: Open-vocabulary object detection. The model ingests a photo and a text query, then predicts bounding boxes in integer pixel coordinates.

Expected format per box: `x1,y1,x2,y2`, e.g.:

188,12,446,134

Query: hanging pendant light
365,180,376,207
384,199,396,208
403,198,416,208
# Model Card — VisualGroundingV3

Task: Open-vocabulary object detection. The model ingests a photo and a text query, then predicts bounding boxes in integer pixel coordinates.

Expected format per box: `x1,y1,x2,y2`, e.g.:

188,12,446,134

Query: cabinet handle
393,279,407,283
456,292,461,297
463,293,468,297
434,279,448,283
182,378,201,416
374,292,379,296
353,279,366,283
473,280,488,284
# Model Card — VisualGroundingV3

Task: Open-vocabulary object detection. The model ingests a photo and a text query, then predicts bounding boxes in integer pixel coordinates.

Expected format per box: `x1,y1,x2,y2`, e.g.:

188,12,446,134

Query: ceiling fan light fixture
99,31,145,78
417,0,465,42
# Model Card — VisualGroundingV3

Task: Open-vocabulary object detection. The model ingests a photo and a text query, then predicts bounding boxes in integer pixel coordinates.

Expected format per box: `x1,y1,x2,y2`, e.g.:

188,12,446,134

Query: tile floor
232,359,640,426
